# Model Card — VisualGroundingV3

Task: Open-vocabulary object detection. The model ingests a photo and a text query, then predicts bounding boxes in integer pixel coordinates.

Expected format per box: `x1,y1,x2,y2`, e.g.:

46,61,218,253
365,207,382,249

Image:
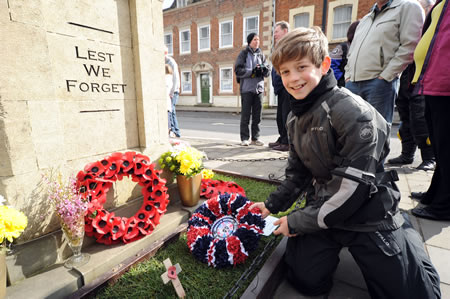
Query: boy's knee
286,266,332,296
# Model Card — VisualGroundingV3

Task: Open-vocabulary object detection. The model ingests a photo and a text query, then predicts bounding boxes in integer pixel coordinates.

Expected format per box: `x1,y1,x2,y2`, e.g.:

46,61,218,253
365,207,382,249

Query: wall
0,0,169,241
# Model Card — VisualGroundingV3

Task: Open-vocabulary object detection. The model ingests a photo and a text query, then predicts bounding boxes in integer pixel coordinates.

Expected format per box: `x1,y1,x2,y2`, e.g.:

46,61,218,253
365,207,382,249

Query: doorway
200,73,210,104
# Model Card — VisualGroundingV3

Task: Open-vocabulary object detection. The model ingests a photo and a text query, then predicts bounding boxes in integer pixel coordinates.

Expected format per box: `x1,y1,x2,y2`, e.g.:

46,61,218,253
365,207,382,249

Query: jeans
345,78,399,124
240,92,263,141
169,92,180,137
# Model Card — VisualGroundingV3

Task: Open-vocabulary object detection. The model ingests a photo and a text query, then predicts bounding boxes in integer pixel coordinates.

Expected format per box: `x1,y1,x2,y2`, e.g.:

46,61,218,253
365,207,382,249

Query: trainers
169,131,176,138
241,140,250,146
251,140,264,146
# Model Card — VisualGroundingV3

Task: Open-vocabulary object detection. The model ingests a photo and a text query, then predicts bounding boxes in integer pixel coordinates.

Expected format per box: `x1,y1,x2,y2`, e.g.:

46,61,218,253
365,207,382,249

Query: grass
92,174,282,299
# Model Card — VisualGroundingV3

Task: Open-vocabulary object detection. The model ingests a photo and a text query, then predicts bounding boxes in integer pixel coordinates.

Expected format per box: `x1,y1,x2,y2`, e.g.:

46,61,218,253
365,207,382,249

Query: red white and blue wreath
76,151,169,245
187,193,265,268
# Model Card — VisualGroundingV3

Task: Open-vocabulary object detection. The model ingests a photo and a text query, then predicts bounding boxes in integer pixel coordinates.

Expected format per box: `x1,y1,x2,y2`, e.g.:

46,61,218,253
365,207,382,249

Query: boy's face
279,56,331,100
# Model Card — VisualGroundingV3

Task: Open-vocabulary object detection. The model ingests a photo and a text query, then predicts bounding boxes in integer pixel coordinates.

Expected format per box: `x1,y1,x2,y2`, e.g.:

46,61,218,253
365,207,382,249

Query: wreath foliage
187,193,265,268
76,151,169,245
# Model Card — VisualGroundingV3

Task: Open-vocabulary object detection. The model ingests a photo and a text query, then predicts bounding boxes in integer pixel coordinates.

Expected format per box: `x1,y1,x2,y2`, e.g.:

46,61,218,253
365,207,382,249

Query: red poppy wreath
77,151,169,245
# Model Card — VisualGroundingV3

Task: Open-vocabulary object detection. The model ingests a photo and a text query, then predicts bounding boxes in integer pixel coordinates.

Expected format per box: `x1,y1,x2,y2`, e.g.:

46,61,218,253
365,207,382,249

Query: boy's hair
271,26,328,72
275,21,290,31
165,64,173,75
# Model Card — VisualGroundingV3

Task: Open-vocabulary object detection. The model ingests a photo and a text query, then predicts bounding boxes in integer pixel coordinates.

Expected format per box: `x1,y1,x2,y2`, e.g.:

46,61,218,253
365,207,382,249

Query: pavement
180,107,450,298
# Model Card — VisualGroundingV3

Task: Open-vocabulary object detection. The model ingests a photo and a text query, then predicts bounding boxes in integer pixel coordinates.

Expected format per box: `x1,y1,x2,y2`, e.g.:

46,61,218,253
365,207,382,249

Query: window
220,67,233,92
219,20,233,48
333,5,352,39
177,0,187,8
198,25,210,51
164,33,173,55
294,13,310,28
181,71,192,93
180,29,191,54
243,16,259,44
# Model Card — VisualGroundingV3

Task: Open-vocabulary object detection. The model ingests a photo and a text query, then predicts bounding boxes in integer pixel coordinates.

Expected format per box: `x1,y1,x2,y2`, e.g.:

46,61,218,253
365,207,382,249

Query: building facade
163,0,373,107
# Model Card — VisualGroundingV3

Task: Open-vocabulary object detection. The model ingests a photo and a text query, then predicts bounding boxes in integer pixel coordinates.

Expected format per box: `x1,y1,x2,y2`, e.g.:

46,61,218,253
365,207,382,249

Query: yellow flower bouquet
159,142,206,178
0,195,28,248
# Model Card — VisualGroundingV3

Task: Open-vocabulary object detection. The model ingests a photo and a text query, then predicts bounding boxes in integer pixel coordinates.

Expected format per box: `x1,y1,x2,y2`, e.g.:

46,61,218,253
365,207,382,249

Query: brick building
163,0,373,107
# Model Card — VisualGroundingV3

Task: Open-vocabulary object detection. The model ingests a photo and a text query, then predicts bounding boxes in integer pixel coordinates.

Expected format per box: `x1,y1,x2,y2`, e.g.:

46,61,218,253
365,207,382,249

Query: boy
251,27,440,298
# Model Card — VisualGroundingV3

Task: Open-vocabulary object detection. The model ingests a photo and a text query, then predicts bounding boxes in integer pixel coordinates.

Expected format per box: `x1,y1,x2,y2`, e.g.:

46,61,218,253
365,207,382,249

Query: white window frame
179,29,191,55
327,0,358,43
198,24,210,52
289,6,315,29
332,5,352,39
181,70,192,94
164,33,173,55
243,15,259,45
219,20,233,49
219,67,233,93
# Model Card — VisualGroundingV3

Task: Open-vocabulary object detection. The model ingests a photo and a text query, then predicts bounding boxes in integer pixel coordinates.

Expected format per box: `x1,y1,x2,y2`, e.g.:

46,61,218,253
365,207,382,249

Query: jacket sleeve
287,96,390,235
264,142,312,214
234,50,253,79
380,1,424,81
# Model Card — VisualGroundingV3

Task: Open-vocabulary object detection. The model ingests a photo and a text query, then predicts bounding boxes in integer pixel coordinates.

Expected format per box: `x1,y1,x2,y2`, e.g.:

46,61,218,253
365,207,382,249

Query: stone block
40,0,131,47
8,0,44,27
328,281,370,299
0,22,54,102
46,34,135,101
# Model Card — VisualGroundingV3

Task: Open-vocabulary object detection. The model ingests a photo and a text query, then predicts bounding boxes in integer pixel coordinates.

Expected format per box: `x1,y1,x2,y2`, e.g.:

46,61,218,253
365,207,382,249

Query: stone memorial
0,0,170,287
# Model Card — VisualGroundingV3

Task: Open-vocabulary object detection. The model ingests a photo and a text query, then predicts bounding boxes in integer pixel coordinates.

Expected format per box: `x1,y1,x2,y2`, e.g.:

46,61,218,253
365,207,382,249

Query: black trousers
240,92,262,141
422,96,450,217
284,215,440,298
396,72,433,160
275,89,291,145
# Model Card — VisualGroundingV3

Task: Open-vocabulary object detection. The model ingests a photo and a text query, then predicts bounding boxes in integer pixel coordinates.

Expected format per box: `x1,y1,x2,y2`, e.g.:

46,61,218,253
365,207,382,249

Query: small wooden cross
161,258,186,298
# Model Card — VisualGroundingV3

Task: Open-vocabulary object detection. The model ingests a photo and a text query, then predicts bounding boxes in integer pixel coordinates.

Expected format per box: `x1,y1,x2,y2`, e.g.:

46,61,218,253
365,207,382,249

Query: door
200,73,210,103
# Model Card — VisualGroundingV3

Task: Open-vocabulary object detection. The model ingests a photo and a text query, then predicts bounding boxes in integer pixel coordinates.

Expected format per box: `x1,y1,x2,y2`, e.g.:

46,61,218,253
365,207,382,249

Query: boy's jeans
345,77,399,124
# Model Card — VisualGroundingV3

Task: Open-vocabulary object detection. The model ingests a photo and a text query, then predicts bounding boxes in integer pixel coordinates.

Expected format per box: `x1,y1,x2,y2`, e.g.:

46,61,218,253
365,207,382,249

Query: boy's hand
273,216,297,237
249,202,271,218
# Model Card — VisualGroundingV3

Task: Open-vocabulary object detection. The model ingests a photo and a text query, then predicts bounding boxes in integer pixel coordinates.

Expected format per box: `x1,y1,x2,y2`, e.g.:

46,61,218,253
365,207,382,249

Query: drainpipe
322,0,328,32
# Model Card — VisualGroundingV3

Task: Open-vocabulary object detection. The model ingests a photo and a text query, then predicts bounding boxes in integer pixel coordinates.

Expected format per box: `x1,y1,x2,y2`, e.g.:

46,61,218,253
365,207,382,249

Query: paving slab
427,245,450,284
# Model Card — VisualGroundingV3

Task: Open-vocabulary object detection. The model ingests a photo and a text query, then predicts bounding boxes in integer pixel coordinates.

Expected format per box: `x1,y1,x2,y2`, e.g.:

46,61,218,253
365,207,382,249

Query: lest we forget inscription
66,46,127,94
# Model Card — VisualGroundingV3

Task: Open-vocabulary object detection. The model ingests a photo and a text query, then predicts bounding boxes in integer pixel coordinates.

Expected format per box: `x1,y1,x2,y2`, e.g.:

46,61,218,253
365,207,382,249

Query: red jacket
417,0,450,96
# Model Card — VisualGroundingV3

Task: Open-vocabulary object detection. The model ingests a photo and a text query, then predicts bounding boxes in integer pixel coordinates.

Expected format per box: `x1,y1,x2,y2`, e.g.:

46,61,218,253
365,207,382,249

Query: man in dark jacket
234,33,270,146
269,21,290,152
251,27,440,298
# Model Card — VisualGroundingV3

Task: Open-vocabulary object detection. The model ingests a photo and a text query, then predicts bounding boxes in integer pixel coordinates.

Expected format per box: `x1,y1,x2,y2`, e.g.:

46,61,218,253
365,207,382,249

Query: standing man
165,47,181,137
268,21,290,152
234,33,270,146
345,0,425,124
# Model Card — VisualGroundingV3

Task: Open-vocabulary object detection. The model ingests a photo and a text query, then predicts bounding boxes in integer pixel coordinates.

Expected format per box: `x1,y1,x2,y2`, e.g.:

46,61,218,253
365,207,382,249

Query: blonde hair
165,64,173,75
271,26,328,72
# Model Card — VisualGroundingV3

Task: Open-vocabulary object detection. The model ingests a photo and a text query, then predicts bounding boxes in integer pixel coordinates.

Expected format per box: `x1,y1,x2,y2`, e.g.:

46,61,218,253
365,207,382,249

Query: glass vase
61,215,90,269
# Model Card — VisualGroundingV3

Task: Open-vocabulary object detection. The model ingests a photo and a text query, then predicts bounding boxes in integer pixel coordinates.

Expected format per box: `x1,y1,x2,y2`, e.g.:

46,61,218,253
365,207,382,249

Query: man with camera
234,33,270,146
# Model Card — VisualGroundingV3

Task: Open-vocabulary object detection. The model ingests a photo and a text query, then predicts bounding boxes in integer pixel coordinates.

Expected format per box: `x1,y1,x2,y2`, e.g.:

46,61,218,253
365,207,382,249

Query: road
177,111,279,144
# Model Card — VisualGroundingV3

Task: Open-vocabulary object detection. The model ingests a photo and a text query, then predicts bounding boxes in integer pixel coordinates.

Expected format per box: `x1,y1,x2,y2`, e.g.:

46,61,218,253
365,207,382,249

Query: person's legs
414,96,450,217
388,85,416,164
240,92,253,142
250,93,262,141
278,88,291,145
361,78,398,124
349,215,440,298
410,95,435,170
284,230,341,296
170,92,181,137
